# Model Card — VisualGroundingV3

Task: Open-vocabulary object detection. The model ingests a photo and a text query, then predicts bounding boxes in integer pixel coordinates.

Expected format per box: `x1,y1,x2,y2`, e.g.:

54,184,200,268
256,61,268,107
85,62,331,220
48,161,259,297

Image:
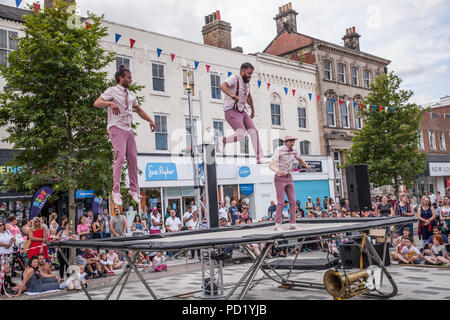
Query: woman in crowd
377,196,394,217
130,214,145,232
439,196,450,235
27,217,49,261
417,195,437,245
186,211,201,259
49,213,58,231
0,220,15,267
55,222,71,280
76,216,91,238
394,194,414,236
107,249,125,270
423,235,449,265
14,256,60,296
239,207,250,220
5,216,20,237
149,208,163,234
91,214,104,239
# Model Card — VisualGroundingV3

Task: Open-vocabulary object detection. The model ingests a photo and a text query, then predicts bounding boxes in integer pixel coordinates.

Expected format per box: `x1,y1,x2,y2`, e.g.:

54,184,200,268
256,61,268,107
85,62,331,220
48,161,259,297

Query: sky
3,0,450,105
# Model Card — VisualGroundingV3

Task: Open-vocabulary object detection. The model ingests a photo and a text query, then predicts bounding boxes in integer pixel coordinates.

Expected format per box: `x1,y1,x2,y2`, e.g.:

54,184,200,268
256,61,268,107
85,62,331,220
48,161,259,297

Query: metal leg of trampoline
57,247,92,300
285,239,304,281
124,252,159,300
104,252,137,301
115,263,132,300
225,244,272,300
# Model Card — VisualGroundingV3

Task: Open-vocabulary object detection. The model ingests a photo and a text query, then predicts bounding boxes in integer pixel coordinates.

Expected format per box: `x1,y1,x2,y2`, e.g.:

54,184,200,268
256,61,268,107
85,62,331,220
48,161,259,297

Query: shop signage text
146,163,178,181
429,162,450,177
239,166,251,178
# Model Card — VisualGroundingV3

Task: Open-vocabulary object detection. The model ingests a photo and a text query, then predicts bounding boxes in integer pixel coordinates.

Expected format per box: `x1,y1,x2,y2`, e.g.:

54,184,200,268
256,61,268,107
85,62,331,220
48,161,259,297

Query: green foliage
0,1,116,197
344,72,426,194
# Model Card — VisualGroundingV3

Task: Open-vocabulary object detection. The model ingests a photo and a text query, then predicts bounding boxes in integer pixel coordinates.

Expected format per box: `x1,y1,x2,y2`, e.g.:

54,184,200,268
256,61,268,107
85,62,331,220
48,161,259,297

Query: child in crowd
391,228,411,263
423,235,449,266
328,239,339,257
0,264,17,295
99,252,115,275
398,236,423,264
107,249,125,270
152,252,167,272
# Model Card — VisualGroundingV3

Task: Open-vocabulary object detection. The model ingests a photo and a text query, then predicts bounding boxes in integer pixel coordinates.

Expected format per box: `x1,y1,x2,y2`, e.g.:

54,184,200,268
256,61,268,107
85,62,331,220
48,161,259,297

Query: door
167,198,182,218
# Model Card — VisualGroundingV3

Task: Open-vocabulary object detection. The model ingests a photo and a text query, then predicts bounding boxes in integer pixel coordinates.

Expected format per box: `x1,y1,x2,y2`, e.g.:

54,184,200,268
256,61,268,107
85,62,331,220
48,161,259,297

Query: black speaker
346,164,371,212
340,243,390,268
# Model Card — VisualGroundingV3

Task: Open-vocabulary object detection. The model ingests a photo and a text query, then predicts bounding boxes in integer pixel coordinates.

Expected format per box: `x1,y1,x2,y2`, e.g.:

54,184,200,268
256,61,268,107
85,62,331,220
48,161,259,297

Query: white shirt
0,230,14,255
400,246,421,258
223,74,250,112
429,194,436,204
150,213,162,231
165,216,182,232
183,211,193,225
219,207,228,221
186,218,201,230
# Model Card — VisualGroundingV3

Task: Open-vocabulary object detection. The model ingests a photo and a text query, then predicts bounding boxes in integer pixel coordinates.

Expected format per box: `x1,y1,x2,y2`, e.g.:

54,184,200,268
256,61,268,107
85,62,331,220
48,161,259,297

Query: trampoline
50,216,416,300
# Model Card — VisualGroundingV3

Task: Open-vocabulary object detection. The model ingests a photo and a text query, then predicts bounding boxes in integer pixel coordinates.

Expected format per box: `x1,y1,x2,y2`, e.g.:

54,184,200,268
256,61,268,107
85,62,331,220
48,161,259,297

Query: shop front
414,158,450,197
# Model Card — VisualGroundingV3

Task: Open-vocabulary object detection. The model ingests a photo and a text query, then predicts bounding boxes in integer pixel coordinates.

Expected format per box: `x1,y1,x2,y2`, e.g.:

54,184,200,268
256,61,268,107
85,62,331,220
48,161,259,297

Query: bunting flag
317,95,320,103
360,103,363,110
228,72,232,77
379,106,383,112
194,61,199,70
33,2,40,13
425,112,429,119
206,64,211,73
385,107,388,113
366,105,370,111
284,87,288,95
157,48,162,58
324,97,328,105
130,39,136,49
332,98,335,104
267,83,271,90
391,107,395,113
85,22,91,29
257,80,262,88
171,53,176,62
293,90,297,97
338,99,343,107
353,102,357,109
373,105,376,111
15,0,22,7
115,33,121,44
308,93,312,101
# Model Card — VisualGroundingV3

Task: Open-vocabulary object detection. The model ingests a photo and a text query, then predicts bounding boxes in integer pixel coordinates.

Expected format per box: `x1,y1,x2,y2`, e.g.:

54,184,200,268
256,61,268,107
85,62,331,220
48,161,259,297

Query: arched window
300,141,310,155
298,98,307,129
353,102,362,129
272,139,284,152
341,101,349,128
271,94,282,126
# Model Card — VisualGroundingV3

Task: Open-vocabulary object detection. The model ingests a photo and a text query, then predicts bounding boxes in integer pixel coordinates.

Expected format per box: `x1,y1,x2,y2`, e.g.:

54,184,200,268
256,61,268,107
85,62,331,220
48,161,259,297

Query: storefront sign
239,166,251,178
293,161,323,173
75,190,95,199
240,184,254,196
146,163,178,181
429,162,450,177
29,186,54,219
0,166,22,174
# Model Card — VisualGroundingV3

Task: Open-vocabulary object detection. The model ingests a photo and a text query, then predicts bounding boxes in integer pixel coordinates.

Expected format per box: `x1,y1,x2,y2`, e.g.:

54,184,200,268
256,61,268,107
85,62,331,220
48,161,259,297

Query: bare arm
269,159,286,176
133,105,156,132
295,155,311,171
247,93,255,118
94,97,120,115
16,268,34,296
220,82,238,102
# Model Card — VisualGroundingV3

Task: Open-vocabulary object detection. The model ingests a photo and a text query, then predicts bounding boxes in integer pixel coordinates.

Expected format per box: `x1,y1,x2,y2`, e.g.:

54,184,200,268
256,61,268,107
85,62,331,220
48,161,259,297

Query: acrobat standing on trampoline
270,135,311,231
218,62,266,164
94,66,156,206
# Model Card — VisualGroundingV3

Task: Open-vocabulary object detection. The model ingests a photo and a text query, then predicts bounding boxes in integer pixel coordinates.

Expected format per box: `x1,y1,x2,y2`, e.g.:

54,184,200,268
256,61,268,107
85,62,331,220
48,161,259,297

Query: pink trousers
274,174,296,225
223,109,263,161
108,126,139,194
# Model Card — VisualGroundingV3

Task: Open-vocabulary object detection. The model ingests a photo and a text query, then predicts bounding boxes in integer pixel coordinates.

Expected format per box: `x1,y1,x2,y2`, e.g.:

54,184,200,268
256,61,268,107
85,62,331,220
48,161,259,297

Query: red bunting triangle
360,103,363,110
130,39,136,49
292,89,296,97
338,99,343,107
267,83,271,90
33,2,40,13
206,65,211,73
170,53,175,62
85,22,91,29
379,106,383,112
425,112,429,119
317,95,320,103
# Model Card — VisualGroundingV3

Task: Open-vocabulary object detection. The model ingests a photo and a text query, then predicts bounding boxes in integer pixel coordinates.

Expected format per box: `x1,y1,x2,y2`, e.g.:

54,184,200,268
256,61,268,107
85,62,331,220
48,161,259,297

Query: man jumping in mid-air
219,62,265,164
94,66,156,206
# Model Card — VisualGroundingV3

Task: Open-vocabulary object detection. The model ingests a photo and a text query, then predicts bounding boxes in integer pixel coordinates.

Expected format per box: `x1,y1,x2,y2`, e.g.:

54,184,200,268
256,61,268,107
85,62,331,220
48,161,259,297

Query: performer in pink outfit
270,135,311,231
94,66,156,206
219,63,265,164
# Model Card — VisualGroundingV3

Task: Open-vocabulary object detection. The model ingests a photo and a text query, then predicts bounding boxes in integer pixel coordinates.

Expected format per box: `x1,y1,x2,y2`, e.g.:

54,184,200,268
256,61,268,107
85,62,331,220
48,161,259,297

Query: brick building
415,96,450,197
263,2,390,200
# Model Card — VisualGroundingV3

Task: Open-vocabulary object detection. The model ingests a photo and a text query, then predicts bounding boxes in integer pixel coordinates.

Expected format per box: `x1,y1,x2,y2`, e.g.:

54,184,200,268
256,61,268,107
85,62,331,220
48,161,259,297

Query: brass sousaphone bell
323,269,370,300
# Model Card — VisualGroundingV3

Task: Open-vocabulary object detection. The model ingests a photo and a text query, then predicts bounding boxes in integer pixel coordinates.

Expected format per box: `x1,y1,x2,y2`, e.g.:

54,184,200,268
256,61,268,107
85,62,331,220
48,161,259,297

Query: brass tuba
323,269,370,300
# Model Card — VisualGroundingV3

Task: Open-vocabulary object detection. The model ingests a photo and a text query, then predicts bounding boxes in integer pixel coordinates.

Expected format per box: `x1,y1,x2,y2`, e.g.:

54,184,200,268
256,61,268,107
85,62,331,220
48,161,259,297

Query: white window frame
439,131,446,151
334,151,341,174
271,101,282,127
210,73,222,100
338,63,346,84
324,60,332,81
272,139,284,153
363,70,371,89
418,130,424,150
185,118,198,150
0,28,18,67
213,121,225,153
299,141,310,156
240,136,250,155
429,130,436,151
154,114,169,151
152,62,165,93
354,103,362,129
351,67,359,87
341,101,350,129
327,99,336,127
116,55,131,72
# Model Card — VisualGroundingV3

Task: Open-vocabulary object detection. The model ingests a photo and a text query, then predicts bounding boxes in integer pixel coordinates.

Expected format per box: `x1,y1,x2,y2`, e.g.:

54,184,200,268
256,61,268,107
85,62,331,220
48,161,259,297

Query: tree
344,72,426,197
0,1,116,254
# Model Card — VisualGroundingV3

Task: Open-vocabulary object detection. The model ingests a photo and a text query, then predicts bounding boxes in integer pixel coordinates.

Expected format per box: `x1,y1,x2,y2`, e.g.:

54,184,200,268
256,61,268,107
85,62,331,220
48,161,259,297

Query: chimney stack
342,26,361,51
202,10,233,50
274,2,299,35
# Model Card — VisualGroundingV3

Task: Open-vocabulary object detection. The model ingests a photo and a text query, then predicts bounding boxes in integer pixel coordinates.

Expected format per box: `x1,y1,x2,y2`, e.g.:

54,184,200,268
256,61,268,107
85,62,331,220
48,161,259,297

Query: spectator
99,252,115,275
344,199,350,212
320,211,328,218
323,196,329,211
228,201,239,226
186,211,201,259
398,236,423,264
330,210,338,218
82,248,103,278
28,217,49,261
429,191,436,206
423,227,448,253
281,201,289,220
5,216,20,237
149,208,163,234
305,197,314,214
189,200,198,213
165,209,182,258
0,220,15,267
40,216,49,233
329,198,337,211
314,197,323,212
91,214,104,239
107,250,124,270
234,218,240,225
0,263,17,295
394,194,414,236
152,252,167,272
218,202,228,222
49,212,58,231
377,196,394,217
391,228,412,263
14,256,61,296
439,196,450,235
423,235,449,266
100,209,112,238
56,216,68,236
55,222,70,280
38,254,60,282
267,201,277,220
387,193,397,208
436,191,443,206
446,186,450,198
295,204,304,218
76,216,90,237
85,210,94,231
219,217,229,227
417,195,437,245
130,214,145,232
240,207,250,220
182,206,194,227
110,207,127,238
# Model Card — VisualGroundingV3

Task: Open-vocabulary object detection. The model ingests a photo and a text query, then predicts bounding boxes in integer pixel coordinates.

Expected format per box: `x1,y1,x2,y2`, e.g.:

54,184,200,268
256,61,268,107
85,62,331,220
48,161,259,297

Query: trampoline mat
262,257,340,270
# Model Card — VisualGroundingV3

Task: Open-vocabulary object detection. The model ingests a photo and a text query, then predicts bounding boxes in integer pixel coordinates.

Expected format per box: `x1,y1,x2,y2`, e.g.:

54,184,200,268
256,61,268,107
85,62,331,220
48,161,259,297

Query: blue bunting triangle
373,105,377,111
157,48,162,58
308,93,312,101
257,80,262,88
115,33,122,44
15,0,22,7
228,72,232,77
332,98,335,104
284,87,288,95
194,61,199,70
